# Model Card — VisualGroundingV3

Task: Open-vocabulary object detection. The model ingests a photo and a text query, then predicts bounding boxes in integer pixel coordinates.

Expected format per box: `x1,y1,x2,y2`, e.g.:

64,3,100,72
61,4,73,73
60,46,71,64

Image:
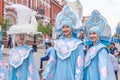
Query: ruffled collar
9,45,33,68
85,43,106,67
54,38,82,60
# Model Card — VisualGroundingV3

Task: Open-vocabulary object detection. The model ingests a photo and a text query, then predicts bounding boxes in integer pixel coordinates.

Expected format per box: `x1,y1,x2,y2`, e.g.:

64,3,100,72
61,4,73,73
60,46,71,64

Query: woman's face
89,32,99,42
15,34,25,43
62,25,72,37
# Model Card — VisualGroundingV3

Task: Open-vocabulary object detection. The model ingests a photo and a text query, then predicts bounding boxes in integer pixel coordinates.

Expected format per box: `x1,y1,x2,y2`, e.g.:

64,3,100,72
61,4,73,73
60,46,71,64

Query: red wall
0,0,3,16
50,0,62,26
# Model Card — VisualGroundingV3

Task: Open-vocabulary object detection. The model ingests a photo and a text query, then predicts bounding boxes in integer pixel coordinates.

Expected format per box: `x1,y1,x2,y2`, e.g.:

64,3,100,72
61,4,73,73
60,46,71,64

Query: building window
26,0,29,7
35,0,37,8
30,0,32,8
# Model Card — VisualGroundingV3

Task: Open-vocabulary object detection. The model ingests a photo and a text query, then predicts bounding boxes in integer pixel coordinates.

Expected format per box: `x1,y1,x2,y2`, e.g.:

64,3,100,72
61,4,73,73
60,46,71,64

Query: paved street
2,44,120,80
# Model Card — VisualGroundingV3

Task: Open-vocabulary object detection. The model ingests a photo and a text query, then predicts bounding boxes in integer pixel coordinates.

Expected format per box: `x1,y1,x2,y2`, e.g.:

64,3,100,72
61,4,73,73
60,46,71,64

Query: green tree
38,22,52,36
45,23,52,36
38,22,45,34
0,16,9,32
113,34,119,38
0,16,9,40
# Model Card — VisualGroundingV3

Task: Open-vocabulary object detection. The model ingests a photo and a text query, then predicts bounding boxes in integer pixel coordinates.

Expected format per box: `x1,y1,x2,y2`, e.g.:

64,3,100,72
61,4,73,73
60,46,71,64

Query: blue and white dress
0,31,8,80
8,45,40,80
84,43,116,80
42,38,84,80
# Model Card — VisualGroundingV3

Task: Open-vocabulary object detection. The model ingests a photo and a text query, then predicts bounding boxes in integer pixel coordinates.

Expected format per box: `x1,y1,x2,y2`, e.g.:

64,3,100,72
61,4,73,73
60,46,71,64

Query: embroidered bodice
9,45,33,68
54,38,82,60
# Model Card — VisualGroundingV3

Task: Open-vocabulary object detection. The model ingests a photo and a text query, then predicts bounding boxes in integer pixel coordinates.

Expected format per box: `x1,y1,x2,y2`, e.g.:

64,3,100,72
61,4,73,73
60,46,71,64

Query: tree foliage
0,16,9,32
38,22,52,36
113,34,119,38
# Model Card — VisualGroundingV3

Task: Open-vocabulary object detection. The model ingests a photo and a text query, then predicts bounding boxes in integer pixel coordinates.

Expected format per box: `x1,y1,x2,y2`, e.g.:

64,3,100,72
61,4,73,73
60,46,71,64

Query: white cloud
80,0,120,36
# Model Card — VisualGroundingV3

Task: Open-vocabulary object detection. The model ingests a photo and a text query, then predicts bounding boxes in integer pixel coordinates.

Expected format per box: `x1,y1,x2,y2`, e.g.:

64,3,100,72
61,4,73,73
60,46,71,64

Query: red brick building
0,0,3,16
50,0,62,38
50,0,62,26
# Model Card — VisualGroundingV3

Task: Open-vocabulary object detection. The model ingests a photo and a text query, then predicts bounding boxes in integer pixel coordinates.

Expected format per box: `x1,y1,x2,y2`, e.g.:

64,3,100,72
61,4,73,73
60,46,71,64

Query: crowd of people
0,5,120,80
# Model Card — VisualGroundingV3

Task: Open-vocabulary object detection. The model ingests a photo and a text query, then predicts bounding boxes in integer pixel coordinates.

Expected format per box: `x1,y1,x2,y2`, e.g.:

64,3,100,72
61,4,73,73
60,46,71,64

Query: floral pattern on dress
28,77,33,80
16,72,20,77
10,46,30,68
18,49,26,56
57,40,65,46
11,48,27,63
100,66,108,78
0,73,5,79
49,73,54,78
60,46,69,54
54,39,81,60
12,56,21,62
85,55,89,63
76,69,81,74
47,68,50,73
77,56,83,67
89,47,97,55
55,39,76,54
67,41,75,48
47,55,56,64
11,50,17,56
29,64,34,74
0,60,3,66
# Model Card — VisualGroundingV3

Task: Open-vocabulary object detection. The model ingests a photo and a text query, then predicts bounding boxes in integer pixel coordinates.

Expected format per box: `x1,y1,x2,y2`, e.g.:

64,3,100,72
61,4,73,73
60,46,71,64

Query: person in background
45,35,50,50
110,42,120,64
110,42,118,55
7,35,12,48
78,29,88,54
11,34,16,47
109,53,119,80
40,42,54,69
78,29,84,41
56,34,61,39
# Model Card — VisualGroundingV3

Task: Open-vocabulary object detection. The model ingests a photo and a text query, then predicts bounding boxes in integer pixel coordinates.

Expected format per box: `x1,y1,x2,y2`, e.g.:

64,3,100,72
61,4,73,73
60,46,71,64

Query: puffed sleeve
42,48,57,80
98,48,116,80
27,50,40,80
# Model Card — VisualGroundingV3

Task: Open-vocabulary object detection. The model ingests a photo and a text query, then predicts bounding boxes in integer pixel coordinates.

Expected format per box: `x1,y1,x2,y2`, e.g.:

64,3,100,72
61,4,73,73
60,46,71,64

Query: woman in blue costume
0,25,8,80
42,5,84,80
84,10,116,80
8,33,40,80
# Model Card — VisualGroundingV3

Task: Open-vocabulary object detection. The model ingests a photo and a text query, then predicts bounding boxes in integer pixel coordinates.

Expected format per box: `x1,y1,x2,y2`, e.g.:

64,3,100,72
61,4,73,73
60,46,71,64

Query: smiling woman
62,25,72,38
41,5,84,80
84,10,116,80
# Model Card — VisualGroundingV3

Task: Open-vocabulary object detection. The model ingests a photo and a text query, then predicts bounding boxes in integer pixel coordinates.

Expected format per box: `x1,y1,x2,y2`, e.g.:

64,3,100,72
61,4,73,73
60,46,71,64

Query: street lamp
32,34,37,52
32,8,45,52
